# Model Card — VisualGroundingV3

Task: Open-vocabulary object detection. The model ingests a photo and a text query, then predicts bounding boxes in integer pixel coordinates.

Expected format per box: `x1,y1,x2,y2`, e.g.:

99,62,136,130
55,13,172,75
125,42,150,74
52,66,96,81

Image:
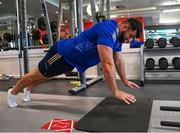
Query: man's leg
23,77,49,102
10,68,48,95
7,42,74,107
8,68,48,107
26,78,49,91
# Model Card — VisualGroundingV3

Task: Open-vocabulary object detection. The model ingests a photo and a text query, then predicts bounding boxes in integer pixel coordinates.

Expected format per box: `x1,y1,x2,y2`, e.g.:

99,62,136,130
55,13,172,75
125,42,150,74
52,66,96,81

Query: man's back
56,20,122,73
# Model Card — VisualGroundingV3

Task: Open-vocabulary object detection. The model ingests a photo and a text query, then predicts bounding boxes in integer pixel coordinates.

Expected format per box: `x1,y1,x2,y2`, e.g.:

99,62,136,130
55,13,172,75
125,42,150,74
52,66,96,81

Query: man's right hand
114,90,136,104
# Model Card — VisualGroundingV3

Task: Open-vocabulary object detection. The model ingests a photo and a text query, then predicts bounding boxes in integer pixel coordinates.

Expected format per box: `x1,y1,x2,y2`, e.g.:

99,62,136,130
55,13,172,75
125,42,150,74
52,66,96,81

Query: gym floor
1,78,180,132
1,78,180,100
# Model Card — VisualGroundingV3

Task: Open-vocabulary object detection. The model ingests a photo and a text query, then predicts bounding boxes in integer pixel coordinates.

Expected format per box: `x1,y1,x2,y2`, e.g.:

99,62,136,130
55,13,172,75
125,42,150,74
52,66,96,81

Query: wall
0,49,46,76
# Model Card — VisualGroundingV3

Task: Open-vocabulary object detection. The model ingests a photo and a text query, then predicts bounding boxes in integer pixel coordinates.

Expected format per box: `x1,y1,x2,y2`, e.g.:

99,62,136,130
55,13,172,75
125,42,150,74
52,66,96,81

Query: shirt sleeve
97,24,114,49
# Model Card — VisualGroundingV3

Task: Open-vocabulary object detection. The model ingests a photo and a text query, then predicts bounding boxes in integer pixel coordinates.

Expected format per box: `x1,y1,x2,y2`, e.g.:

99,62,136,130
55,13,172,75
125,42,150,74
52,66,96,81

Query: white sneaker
23,88,31,102
7,89,18,108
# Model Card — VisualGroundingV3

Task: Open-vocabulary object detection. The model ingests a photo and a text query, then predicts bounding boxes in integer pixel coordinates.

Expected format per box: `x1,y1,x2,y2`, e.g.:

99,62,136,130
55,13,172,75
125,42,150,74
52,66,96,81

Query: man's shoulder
97,20,117,31
101,20,117,26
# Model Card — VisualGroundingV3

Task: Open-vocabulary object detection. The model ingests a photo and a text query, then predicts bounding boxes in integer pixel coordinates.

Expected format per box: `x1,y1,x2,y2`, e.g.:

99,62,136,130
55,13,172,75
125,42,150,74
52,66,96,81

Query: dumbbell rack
140,45,180,86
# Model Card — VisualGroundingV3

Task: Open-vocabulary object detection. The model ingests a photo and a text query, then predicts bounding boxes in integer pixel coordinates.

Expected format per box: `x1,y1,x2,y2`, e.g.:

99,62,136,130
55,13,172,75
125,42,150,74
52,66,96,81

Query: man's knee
23,71,43,83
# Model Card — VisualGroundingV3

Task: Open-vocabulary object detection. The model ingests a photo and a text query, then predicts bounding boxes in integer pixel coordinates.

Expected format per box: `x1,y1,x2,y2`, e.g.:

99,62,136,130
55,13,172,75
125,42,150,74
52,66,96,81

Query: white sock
23,88,31,102
7,89,18,108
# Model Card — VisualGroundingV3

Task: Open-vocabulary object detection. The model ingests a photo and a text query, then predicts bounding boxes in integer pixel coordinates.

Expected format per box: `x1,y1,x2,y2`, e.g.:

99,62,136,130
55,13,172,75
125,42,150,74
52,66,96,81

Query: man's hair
126,18,143,38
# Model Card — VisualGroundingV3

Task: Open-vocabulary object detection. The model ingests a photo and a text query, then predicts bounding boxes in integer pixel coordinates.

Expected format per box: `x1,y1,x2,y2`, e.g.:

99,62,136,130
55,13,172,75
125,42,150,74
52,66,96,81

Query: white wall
0,49,46,77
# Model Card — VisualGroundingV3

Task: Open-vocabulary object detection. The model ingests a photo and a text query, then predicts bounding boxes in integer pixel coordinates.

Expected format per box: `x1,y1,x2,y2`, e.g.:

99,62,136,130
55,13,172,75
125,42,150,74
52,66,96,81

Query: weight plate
145,39,154,49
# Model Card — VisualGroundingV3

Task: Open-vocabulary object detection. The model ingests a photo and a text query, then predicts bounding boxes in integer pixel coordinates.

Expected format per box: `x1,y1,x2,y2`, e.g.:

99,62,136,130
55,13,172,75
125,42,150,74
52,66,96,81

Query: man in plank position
8,18,142,107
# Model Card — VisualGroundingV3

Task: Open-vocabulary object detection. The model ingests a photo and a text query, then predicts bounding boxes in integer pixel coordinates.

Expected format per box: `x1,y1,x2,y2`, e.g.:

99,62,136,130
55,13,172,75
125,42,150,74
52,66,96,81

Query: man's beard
118,31,127,43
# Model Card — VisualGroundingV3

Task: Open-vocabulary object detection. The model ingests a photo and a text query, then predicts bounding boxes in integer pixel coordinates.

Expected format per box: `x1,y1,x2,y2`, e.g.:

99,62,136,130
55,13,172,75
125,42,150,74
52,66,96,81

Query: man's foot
23,88,31,102
7,89,18,108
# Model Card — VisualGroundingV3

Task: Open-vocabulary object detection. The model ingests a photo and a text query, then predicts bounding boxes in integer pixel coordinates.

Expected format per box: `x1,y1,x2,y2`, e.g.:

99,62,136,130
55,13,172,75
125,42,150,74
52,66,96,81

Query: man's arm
113,52,127,83
113,52,139,89
97,45,118,94
97,45,136,104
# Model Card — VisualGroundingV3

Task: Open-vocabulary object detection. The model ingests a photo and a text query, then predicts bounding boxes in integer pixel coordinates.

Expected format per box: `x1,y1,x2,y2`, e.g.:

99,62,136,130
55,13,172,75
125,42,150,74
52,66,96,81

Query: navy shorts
38,43,75,77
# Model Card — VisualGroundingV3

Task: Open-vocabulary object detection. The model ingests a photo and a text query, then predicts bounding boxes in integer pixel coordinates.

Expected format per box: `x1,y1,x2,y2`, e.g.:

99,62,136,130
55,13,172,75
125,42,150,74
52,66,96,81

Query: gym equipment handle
160,106,180,112
161,121,180,127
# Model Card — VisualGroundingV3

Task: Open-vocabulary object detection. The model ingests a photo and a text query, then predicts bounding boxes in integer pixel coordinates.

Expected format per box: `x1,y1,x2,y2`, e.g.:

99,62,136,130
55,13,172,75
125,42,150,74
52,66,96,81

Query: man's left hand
124,80,140,89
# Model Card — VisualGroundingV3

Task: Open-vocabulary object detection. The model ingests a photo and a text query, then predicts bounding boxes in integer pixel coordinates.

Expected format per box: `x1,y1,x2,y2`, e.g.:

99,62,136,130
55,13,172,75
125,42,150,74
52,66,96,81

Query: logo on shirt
112,32,116,43
112,28,119,43
75,41,95,52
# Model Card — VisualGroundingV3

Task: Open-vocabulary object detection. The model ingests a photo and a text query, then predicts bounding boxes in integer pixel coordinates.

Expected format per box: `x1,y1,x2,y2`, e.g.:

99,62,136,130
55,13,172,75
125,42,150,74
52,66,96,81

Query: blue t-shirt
56,20,122,73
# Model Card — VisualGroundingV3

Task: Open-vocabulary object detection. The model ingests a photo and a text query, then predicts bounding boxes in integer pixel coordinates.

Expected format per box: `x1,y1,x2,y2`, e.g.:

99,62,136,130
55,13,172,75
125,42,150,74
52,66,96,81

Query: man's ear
120,23,129,31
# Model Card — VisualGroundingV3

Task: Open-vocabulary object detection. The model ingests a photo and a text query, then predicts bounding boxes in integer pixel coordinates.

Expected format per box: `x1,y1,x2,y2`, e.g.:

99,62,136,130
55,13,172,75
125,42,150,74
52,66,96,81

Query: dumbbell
1,42,10,51
158,57,168,70
172,57,180,70
157,38,167,48
170,37,180,47
3,33,13,42
145,58,155,70
145,39,154,49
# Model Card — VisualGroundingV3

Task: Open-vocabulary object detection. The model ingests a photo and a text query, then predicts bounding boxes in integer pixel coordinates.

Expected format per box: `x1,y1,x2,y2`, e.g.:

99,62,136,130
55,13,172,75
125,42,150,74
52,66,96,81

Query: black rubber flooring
75,97,152,132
